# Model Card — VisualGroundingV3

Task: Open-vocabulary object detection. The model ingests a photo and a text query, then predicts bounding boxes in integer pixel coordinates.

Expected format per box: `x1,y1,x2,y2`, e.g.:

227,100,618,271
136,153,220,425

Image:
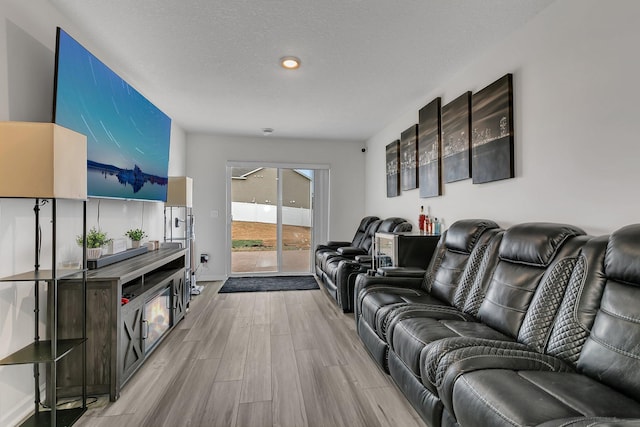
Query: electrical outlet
200,253,209,263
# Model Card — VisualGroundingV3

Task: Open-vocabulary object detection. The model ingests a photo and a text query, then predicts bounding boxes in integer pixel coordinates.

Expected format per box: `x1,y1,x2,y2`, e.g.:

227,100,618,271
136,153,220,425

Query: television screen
53,27,171,201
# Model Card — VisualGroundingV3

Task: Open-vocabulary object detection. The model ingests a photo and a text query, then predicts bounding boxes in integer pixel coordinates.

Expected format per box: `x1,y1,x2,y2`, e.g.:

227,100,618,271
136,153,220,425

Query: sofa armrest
421,337,530,389
435,345,574,415
353,274,424,318
354,274,424,294
325,240,352,248
354,254,372,264
337,246,367,257
377,266,426,278
336,260,369,312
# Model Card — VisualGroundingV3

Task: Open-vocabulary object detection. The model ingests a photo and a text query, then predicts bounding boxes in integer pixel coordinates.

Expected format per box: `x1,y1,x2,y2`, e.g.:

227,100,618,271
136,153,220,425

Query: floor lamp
0,121,88,427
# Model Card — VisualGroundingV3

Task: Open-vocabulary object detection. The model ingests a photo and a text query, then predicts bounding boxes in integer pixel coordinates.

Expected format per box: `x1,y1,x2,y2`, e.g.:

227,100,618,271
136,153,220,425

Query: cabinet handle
142,320,149,339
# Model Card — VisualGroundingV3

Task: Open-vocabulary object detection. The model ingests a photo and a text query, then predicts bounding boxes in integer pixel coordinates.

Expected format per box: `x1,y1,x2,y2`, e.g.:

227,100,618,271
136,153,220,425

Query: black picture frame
386,140,401,197
442,92,472,183
400,124,418,191
472,74,514,184
418,98,442,198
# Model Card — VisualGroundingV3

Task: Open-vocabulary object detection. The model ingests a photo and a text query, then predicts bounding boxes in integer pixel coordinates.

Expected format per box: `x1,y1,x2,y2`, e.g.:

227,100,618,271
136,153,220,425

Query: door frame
226,160,330,277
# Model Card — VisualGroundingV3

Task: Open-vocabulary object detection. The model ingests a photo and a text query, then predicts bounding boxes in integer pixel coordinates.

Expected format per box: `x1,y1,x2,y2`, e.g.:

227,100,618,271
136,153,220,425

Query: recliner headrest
366,219,383,236
358,216,379,232
445,219,500,253
499,223,586,267
378,217,409,233
605,224,640,285
392,222,412,232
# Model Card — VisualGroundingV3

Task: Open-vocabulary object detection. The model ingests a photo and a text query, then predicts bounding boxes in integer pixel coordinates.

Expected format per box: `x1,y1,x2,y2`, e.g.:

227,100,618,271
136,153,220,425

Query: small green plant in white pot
125,228,147,248
77,227,112,260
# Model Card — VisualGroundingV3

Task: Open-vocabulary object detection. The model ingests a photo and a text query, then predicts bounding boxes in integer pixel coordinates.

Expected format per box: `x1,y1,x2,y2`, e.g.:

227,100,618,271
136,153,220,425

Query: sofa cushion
378,217,411,233
444,219,499,253
577,225,640,402
477,226,587,339
359,288,446,334
578,279,640,402
545,236,609,364
605,224,640,286
390,317,511,380
352,216,380,247
451,370,640,427
499,222,585,267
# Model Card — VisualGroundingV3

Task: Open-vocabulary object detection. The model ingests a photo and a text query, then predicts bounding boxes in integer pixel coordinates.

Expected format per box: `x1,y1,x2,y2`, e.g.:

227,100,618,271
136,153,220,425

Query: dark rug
219,275,320,293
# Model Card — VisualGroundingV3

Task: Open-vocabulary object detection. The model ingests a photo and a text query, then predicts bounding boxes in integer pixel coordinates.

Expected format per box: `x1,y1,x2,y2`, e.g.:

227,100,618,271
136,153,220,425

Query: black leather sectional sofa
315,216,412,312
352,219,640,427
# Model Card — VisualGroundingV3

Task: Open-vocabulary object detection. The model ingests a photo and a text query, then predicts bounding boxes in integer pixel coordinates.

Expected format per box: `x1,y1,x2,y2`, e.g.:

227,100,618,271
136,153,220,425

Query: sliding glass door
281,169,313,273
230,167,279,273
228,163,325,275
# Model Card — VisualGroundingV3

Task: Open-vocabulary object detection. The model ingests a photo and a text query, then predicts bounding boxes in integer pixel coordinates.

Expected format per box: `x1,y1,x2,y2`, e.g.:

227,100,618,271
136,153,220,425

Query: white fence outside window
231,202,311,227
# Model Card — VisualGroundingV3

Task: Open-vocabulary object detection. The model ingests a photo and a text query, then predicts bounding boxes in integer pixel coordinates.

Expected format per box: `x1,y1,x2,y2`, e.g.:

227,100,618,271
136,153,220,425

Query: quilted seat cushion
390,318,511,382
452,370,640,427
359,288,446,334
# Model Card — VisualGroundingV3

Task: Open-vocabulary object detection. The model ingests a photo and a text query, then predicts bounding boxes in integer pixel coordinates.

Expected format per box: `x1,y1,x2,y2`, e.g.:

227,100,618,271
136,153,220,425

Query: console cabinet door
172,272,186,323
120,297,144,382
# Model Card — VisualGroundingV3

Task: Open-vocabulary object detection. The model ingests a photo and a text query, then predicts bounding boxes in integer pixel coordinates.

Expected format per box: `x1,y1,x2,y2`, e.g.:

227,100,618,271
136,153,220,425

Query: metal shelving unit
0,198,87,427
164,205,196,300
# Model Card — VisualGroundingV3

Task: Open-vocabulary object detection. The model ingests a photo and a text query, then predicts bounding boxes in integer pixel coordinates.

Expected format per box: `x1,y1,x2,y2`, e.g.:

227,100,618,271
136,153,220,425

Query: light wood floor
75,281,427,427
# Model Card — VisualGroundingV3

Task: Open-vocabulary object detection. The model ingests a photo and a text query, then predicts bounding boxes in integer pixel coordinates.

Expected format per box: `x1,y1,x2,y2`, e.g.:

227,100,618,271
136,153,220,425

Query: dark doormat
219,275,320,293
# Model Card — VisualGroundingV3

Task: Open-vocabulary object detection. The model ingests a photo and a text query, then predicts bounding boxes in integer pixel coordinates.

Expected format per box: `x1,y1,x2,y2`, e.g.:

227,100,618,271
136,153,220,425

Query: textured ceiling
48,0,554,141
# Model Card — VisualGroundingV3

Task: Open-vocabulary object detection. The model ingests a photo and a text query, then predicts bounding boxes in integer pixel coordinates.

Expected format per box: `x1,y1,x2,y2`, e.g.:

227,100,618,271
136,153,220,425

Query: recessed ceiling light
280,56,301,70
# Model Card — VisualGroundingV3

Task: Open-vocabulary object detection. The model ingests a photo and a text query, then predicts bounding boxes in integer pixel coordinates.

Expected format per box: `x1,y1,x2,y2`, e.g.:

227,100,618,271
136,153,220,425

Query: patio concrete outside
231,221,312,274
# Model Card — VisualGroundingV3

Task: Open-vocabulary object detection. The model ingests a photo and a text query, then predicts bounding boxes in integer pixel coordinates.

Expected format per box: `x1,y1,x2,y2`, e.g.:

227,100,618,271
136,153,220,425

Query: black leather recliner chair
314,216,379,277
384,223,588,426
353,220,640,426
317,217,411,312
354,219,501,370
434,224,640,426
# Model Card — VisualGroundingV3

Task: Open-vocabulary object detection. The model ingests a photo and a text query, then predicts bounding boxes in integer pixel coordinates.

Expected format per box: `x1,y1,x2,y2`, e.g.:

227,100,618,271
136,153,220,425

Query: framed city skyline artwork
442,92,472,183
386,140,400,197
400,124,418,191
472,74,514,184
418,98,442,198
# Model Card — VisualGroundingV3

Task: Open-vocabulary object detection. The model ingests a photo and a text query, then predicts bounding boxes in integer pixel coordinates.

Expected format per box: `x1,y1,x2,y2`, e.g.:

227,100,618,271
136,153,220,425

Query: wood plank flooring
75,281,426,427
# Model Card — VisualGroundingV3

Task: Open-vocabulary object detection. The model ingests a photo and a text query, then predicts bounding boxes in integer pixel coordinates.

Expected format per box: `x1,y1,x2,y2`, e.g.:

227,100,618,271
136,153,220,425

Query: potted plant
125,228,147,248
77,227,112,259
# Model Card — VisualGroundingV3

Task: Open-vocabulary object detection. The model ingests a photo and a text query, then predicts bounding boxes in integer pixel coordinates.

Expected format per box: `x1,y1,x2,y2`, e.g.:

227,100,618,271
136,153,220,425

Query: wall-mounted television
53,27,171,202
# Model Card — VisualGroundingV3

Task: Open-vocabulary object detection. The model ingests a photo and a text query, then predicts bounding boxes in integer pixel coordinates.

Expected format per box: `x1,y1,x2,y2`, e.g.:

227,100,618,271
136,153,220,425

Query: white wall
0,1,187,425
187,134,366,280
365,0,640,237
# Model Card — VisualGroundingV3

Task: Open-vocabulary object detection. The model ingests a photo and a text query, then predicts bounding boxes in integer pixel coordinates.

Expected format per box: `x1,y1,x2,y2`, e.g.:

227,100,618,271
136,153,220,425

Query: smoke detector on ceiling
262,128,274,136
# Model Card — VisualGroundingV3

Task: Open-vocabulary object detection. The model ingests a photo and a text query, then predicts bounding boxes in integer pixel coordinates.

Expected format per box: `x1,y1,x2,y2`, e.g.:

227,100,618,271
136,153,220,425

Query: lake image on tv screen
54,28,171,201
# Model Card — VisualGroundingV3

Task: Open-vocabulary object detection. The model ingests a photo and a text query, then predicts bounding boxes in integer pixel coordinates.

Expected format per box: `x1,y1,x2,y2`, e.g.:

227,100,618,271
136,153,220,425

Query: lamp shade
0,122,87,199
166,176,193,207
